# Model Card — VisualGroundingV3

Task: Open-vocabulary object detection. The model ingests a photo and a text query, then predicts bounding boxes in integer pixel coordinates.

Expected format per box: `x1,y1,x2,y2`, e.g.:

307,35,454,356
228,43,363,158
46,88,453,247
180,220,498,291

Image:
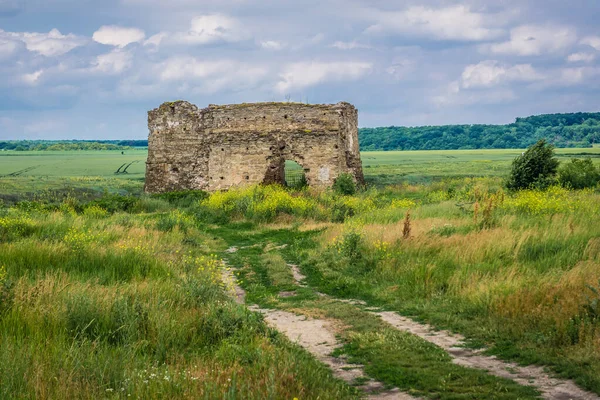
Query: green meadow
1,148,600,398
1,148,599,196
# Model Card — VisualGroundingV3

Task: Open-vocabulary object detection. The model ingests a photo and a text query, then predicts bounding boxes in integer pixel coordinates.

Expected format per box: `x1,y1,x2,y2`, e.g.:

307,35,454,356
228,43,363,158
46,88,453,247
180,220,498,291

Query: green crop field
0,149,147,180
1,147,600,399
1,148,599,198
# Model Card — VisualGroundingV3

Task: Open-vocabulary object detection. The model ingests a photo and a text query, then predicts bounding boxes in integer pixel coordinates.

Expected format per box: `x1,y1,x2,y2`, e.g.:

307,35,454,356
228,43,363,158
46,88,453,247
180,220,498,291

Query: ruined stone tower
144,101,364,193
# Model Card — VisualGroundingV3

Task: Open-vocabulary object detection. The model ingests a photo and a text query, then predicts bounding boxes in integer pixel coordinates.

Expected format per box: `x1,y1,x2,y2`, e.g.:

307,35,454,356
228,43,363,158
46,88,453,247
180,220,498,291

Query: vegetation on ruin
1,147,600,398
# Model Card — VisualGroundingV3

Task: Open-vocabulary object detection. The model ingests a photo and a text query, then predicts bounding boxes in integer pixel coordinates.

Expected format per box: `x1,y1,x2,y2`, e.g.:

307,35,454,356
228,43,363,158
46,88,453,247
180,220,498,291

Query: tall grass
297,180,600,393
196,184,417,223
2,177,600,396
0,200,356,399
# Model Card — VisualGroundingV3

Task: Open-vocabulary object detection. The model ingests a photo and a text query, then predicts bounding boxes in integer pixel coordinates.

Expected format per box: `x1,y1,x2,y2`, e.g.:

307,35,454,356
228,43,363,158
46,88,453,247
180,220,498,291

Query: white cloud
567,52,595,63
0,28,86,56
260,40,285,50
22,70,44,85
0,0,23,15
432,89,517,106
385,60,415,81
488,25,577,56
93,50,133,74
364,5,503,41
93,26,146,48
276,61,372,92
581,36,600,51
461,60,542,88
0,36,20,59
310,33,325,45
433,84,516,106
147,14,246,48
559,67,600,86
433,60,543,107
151,56,268,93
120,0,244,6
24,118,67,134
331,41,370,50
157,57,227,81
186,14,244,44
144,32,168,48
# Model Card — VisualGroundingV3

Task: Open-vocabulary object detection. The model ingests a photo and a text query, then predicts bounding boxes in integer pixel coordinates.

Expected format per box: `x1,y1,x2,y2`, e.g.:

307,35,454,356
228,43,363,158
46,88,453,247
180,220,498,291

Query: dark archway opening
284,160,307,189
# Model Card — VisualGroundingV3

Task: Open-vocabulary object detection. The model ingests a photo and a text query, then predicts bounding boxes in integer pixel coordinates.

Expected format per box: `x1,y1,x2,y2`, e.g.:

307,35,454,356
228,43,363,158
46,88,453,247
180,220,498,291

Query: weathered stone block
144,101,364,193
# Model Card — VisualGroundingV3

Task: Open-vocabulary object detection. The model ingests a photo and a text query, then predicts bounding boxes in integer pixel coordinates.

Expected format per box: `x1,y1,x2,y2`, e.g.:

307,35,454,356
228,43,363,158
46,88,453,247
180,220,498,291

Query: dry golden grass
584,238,600,260
311,190,600,372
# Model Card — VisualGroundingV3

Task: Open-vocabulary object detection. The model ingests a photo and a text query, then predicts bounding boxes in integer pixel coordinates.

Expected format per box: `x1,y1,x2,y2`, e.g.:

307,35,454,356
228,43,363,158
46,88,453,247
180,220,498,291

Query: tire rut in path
220,265,417,400
287,263,600,400
376,312,599,400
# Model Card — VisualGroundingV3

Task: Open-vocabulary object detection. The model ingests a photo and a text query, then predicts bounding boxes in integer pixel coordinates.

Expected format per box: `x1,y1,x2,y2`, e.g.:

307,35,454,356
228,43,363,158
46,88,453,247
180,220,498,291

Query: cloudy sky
1,0,599,139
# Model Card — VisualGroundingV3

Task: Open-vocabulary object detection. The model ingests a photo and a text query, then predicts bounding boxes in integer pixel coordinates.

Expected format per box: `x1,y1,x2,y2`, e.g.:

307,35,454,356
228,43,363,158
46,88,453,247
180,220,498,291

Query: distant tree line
2,112,600,151
0,140,146,151
359,112,600,150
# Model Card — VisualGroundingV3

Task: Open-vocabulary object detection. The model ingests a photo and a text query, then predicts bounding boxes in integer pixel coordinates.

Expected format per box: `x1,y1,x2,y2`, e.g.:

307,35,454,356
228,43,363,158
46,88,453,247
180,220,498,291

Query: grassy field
1,148,599,197
0,150,147,178
1,148,600,398
0,204,357,399
361,148,600,185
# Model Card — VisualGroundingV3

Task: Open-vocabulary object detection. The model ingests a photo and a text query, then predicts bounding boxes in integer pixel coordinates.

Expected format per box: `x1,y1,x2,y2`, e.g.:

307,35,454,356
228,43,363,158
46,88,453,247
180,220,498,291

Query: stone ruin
144,101,364,193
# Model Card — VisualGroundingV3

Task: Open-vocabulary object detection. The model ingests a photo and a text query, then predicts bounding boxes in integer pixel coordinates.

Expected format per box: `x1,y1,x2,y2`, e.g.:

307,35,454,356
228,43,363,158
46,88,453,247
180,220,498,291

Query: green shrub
558,158,600,189
505,139,559,191
0,214,36,242
155,210,194,232
152,190,209,208
333,173,357,196
334,229,363,261
133,197,171,213
58,196,82,216
13,201,49,213
197,303,266,348
331,202,355,222
199,185,318,222
89,194,138,213
83,205,108,219
288,174,308,190
181,275,227,307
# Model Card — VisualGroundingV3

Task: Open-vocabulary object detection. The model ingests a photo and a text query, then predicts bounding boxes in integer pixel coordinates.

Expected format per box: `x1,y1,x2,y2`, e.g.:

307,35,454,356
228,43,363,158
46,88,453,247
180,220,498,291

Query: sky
0,0,599,139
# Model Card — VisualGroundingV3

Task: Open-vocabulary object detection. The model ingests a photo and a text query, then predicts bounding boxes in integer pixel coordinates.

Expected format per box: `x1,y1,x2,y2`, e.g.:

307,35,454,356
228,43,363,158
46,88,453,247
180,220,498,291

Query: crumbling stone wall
144,101,364,193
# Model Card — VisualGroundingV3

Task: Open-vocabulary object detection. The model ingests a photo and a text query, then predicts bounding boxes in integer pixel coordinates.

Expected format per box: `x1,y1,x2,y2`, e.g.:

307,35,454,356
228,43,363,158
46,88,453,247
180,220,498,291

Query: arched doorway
284,160,307,188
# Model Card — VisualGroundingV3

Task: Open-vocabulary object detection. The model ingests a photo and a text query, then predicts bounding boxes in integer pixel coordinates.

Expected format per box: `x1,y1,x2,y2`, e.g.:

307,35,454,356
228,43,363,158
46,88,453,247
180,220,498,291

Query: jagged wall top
144,101,364,192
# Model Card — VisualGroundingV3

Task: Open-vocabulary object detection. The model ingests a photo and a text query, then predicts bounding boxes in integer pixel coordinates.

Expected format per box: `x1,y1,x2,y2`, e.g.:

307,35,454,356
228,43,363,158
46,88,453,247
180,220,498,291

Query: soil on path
376,312,599,400
286,263,599,400
221,258,600,400
221,266,417,400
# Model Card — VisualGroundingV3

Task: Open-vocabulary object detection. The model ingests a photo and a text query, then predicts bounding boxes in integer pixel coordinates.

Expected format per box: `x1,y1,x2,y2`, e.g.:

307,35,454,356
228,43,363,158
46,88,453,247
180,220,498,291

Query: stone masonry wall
144,101,364,193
